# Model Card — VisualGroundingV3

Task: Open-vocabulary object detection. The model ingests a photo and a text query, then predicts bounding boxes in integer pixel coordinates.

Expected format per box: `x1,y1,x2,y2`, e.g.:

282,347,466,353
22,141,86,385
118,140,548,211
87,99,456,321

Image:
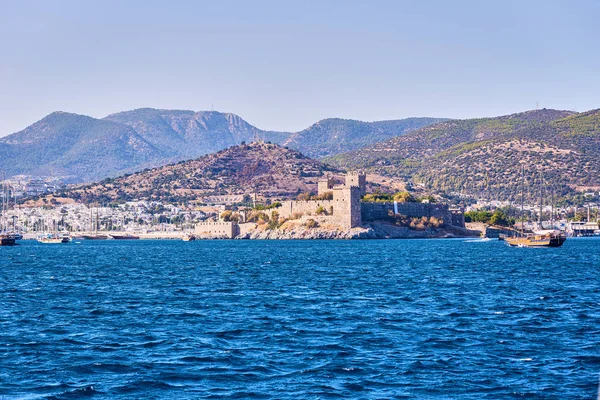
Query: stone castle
279,172,464,230
196,172,465,237
278,172,365,229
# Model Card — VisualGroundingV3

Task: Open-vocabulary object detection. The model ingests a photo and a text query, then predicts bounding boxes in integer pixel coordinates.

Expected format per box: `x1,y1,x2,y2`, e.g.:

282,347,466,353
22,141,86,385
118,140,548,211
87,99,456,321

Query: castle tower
333,186,362,229
345,172,366,197
317,176,335,196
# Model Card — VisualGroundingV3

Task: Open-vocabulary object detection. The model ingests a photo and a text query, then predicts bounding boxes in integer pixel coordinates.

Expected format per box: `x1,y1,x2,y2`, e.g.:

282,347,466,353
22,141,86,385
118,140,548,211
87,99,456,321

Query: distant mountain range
326,108,600,202
281,117,446,158
0,108,442,182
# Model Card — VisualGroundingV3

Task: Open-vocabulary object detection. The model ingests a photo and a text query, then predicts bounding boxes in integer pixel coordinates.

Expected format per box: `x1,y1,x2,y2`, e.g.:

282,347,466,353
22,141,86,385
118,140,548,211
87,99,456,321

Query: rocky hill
104,108,289,158
0,108,443,182
326,109,600,201
282,117,446,158
55,142,342,204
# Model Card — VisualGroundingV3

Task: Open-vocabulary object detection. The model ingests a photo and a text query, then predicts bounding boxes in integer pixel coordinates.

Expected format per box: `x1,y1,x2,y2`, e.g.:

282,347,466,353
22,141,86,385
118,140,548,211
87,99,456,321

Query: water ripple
1,238,600,398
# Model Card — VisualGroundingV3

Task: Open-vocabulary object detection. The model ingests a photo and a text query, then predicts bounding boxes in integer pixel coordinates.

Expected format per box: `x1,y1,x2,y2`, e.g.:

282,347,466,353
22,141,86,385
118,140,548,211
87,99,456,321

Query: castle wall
361,202,462,227
278,200,336,219
195,221,239,238
278,186,362,229
450,210,466,228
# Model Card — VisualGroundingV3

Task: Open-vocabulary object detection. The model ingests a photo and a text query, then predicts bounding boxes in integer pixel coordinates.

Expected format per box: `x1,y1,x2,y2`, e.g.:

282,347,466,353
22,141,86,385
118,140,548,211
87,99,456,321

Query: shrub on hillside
304,219,319,228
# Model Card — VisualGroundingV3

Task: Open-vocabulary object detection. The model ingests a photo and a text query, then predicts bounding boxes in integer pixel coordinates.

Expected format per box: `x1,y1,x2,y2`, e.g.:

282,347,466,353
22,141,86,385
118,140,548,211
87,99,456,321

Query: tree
221,210,233,221
393,192,417,202
464,210,493,223
489,210,510,226
242,194,252,205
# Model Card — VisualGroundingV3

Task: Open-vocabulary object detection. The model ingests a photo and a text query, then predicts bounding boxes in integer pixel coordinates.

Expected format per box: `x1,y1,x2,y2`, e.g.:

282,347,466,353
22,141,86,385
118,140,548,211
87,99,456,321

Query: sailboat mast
539,172,544,228
551,187,555,228
520,165,525,236
1,178,4,232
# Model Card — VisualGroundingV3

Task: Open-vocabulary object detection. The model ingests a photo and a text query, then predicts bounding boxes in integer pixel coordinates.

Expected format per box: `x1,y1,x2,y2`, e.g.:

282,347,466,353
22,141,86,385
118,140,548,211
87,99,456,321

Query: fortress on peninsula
196,172,465,238
277,172,365,229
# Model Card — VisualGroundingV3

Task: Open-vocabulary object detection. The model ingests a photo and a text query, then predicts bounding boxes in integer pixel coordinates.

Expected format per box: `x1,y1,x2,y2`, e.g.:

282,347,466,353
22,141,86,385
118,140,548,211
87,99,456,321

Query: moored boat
182,233,196,241
0,233,17,246
38,234,70,244
109,234,140,240
82,234,109,240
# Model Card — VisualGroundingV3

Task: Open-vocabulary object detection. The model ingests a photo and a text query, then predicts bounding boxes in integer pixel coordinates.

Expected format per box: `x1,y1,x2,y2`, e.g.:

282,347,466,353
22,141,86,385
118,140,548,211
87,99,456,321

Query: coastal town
1,172,599,241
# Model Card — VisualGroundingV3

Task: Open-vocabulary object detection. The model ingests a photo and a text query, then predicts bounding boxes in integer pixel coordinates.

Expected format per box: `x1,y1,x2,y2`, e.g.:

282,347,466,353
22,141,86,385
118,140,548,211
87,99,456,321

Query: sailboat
83,206,108,239
37,218,70,244
0,175,17,246
506,168,566,248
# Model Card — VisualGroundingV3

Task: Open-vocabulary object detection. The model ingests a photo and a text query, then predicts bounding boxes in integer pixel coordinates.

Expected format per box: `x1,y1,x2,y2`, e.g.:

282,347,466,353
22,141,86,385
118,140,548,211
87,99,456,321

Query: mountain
326,109,600,201
57,142,342,204
282,117,447,158
103,108,289,158
0,112,163,181
0,108,443,182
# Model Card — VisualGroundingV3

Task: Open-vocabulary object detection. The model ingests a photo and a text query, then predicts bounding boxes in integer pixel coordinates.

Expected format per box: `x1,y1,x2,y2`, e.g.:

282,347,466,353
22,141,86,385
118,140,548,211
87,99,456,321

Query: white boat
38,234,70,244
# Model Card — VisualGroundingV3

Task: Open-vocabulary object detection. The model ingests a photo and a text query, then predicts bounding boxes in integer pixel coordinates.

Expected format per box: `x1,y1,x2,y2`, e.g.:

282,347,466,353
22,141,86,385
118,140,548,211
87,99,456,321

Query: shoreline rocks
234,222,479,240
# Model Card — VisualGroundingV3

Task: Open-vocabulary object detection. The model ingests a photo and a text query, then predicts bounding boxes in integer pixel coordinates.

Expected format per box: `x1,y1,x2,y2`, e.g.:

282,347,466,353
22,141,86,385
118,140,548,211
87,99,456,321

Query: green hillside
326,109,600,203
282,117,446,158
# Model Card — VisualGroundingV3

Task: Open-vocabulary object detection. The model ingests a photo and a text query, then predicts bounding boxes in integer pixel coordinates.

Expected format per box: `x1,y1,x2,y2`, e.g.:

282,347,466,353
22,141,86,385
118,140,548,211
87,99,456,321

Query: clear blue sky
1,0,599,136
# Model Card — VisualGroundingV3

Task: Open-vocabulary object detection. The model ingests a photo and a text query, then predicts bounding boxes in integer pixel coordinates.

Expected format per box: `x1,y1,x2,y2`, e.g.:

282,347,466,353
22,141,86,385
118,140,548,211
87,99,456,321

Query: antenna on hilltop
536,101,539,110
211,103,214,112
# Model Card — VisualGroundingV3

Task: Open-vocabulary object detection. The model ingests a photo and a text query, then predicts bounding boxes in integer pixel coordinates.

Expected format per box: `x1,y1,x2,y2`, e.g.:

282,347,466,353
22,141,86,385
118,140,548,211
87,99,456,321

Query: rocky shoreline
236,222,479,240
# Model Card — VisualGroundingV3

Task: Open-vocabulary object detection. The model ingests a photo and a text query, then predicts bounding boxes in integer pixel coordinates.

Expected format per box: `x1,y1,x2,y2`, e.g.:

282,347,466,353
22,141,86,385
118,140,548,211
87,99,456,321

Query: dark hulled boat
109,234,140,240
82,235,109,240
0,234,16,246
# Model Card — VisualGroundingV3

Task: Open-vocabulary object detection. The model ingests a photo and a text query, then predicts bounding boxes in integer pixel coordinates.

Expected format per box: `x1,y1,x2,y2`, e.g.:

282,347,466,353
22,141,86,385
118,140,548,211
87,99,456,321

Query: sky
1,0,599,136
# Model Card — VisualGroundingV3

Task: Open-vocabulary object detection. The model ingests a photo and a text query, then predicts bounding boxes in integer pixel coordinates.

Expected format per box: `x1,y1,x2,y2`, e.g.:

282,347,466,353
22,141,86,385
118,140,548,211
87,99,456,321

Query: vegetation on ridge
326,109,600,203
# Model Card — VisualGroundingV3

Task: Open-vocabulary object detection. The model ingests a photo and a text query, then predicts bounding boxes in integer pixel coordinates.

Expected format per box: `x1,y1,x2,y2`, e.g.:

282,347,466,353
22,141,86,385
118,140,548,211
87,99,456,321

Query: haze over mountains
0,108,442,182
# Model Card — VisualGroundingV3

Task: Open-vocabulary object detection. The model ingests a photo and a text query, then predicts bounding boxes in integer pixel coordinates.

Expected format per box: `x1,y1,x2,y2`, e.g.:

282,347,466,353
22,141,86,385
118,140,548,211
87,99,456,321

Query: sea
1,238,599,399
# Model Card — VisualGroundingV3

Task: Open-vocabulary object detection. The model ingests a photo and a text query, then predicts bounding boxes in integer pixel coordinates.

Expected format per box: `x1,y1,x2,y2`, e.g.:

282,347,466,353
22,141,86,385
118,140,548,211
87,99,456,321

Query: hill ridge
325,108,600,202
58,142,342,204
0,109,444,181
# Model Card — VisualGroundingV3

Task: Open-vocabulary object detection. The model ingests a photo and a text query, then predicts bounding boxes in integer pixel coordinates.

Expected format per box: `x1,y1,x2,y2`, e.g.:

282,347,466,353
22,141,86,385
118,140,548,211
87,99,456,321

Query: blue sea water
1,238,600,399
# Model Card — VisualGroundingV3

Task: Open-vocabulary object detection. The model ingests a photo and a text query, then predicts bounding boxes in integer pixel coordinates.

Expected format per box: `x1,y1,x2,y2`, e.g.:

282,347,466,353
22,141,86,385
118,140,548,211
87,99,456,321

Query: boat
505,230,567,247
83,207,109,240
0,175,17,246
506,167,566,248
0,233,16,246
82,234,109,240
109,234,140,240
182,233,196,241
38,234,70,244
